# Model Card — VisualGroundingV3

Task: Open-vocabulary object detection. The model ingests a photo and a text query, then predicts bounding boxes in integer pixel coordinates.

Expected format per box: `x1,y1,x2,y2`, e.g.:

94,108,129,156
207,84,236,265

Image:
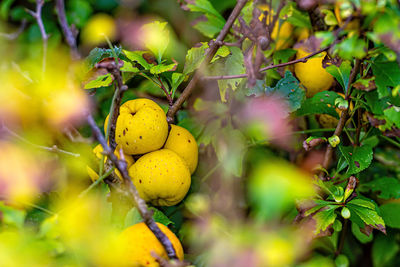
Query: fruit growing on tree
105,99,168,155
128,149,191,206
164,125,198,174
294,47,334,97
118,222,184,267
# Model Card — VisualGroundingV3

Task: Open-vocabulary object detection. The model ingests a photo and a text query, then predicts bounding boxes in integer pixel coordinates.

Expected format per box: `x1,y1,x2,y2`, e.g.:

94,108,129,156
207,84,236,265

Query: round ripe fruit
80,14,116,46
318,93,353,128
259,5,293,50
128,149,191,206
164,125,198,174
87,144,134,182
119,222,184,267
105,98,168,155
294,47,334,97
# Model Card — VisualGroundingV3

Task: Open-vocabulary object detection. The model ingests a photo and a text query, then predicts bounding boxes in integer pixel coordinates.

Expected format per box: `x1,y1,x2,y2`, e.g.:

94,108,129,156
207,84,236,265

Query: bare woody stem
86,115,178,259
0,19,27,40
55,0,80,59
27,0,48,73
166,0,249,123
321,59,361,175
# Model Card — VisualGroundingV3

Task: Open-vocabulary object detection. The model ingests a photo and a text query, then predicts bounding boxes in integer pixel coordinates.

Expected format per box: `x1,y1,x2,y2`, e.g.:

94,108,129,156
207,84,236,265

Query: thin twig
27,0,48,73
1,124,80,157
86,115,178,259
157,76,173,105
166,0,249,123
320,59,361,175
0,19,27,40
79,167,115,198
55,0,80,59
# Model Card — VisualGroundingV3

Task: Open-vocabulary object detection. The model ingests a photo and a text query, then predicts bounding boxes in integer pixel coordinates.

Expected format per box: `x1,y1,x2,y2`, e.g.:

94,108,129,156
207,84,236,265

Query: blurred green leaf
372,234,399,267
371,55,400,98
338,145,373,174
84,74,113,89
380,203,400,229
150,207,174,226
141,21,170,63
86,47,123,68
326,61,351,93
335,254,349,267
273,49,297,64
280,2,311,28
383,106,400,128
351,222,373,243
335,36,367,60
361,177,400,199
0,202,26,229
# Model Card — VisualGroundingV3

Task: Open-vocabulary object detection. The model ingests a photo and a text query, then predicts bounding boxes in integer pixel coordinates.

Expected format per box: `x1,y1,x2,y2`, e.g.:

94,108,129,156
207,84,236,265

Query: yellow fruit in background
294,48,334,97
296,27,310,42
128,149,191,206
105,98,168,155
87,144,135,182
164,125,198,174
119,222,184,267
259,5,293,50
318,93,354,128
81,13,116,46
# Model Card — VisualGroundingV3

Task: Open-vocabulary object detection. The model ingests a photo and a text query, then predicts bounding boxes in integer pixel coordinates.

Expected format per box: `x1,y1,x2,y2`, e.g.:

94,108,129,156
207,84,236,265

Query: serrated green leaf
380,203,400,229
0,202,26,228
183,43,207,75
86,47,123,68
347,200,386,234
335,36,367,60
371,55,400,98
149,62,177,74
313,205,339,234
338,145,373,174
123,50,153,70
141,21,169,63
84,73,113,89
296,91,340,118
150,207,173,226
326,61,351,93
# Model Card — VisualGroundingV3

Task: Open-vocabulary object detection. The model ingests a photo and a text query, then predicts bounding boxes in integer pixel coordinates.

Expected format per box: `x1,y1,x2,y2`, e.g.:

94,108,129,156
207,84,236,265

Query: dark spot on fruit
118,135,121,137
181,182,184,185
125,128,128,132
139,136,142,139
139,179,142,183
188,139,191,143
177,133,180,136
123,129,126,136
131,112,136,116
126,142,129,145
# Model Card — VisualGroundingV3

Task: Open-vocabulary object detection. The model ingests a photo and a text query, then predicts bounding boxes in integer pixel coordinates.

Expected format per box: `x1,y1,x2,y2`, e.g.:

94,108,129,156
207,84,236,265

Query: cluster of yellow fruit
89,98,198,206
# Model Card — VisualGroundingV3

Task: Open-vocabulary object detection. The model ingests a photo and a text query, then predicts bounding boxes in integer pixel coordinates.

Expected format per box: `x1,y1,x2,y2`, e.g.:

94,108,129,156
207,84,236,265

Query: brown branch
27,0,48,73
0,19,27,40
55,0,80,59
86,115,178,260
166,0,249,123
320,59,361,176
157,76,173,105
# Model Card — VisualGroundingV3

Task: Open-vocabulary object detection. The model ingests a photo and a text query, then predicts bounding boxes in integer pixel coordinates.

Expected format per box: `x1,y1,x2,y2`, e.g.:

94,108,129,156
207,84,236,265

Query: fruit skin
87,144,135,182
294,48,334,97
128,149,191,206
164,125,198,174
105,98,168,155
119,222,184,267
318,93,353,128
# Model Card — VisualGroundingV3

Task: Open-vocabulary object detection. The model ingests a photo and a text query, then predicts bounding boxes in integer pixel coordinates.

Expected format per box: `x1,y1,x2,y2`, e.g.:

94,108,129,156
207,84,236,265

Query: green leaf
351,222,373,243
149,62,177,74
335,36,367,60
280,2,311,28
183,43,208,75
211,45,230,63
171,73,185,99
123,50,154,70
0,0,15,20
380,203,400,229
84,74,113,89
273,49,297,64
322,9,339,26
264,71,305,113
120,60,139,73
141,21,170,63
211,47,246,102
335,254,349,267
347,199,386,234
124,207,142,228
0,202,26,228
365,90,389,115
186,0,226,38
338,145,373,174
326,61,351,93
372,234,399,267
296,91,340,118
361,178,400,199
384,106,400,128
39,215,60,239
371,55,400,98
313,205,339,234
150,207,173,226
86,47,123,68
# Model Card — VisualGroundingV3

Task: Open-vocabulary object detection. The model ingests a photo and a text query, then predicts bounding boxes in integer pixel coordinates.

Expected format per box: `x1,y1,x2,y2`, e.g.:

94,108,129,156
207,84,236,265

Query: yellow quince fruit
128,149,191,206
105,98,168,155
81,14,116,46
118,222,184,267
294,47,334,97
87,144,134,182
164,125,198,174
